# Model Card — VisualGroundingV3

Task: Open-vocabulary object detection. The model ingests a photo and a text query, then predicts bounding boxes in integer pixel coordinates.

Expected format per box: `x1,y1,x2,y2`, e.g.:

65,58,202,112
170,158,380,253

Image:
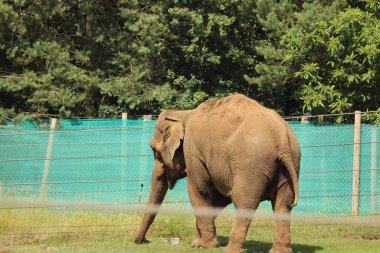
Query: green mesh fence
0,118,379,216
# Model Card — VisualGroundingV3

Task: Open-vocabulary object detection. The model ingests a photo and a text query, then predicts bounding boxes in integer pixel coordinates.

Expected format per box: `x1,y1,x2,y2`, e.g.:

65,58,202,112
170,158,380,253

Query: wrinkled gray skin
134,94,300,253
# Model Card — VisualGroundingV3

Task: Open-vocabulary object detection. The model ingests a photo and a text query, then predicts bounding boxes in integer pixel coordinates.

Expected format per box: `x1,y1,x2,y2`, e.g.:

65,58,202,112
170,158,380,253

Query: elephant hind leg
225,173,270,253
224,212,255,253
190,194,230,248
270,181,294,253
191,222,220,249
188,176,231,248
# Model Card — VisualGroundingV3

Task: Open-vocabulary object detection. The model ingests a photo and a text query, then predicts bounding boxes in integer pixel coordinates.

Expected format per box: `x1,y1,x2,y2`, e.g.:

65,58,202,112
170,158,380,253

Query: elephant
134,94,300,253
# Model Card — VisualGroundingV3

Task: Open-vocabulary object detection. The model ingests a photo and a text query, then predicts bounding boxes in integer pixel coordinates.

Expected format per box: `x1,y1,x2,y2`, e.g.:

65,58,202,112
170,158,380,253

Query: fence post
371,127,377,214
121,112,128,193
40,118,57,200
352,111,361,216
143,115,152,121
301,116,310,123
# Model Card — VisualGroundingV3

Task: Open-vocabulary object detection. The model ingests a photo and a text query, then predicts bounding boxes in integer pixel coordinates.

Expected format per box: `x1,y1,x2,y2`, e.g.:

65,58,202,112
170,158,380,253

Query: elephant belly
212,179,232,198
208,164,233,198
201,143,234,198
263,177,279,201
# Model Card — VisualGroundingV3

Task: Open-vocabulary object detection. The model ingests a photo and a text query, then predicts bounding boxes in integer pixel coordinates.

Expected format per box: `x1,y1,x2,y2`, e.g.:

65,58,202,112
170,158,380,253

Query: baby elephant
135,94,300,253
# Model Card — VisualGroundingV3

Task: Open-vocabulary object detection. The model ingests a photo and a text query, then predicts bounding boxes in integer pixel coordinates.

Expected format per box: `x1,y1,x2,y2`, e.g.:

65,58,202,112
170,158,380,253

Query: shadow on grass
218,236,323,253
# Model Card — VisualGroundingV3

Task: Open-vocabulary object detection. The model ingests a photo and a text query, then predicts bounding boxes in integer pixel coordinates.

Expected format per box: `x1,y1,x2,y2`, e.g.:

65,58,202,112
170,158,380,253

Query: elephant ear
162,117,184,162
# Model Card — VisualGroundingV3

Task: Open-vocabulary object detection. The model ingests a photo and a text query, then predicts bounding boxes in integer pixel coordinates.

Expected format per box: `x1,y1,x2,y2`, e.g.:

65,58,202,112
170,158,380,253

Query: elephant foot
224,241,245,253
134,236,150,244
269,243,293,253
224,245,244,253
191,237,220,248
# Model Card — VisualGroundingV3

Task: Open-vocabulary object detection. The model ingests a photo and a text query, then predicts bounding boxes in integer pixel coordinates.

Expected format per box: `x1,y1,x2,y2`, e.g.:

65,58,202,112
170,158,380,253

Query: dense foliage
0,0,378,121
282,0,380,122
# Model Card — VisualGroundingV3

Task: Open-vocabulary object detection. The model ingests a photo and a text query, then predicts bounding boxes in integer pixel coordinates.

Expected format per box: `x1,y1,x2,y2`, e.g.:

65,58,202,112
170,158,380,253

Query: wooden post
301,116,310,124
352,111,361,216
139,116,150,188
371,127,377,214
143,115,152,121
321,147,327,213
40,118,57,200
318,115,324,123
121,113,128,192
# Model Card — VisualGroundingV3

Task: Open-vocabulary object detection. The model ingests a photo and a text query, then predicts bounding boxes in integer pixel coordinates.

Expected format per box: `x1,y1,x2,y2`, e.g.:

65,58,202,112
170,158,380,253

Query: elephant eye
152,149,160,159
162,130,170,140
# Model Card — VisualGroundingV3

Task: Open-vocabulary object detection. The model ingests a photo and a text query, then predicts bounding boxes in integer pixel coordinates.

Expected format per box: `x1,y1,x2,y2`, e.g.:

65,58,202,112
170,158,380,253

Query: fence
0,113,379,216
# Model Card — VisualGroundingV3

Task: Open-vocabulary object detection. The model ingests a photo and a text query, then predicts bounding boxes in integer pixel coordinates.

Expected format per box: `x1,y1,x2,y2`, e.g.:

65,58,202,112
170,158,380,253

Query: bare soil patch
343,234,380,240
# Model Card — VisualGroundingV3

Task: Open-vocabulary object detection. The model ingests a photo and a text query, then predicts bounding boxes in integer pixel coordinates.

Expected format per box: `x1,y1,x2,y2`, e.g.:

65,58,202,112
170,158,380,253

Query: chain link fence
0,114,379,216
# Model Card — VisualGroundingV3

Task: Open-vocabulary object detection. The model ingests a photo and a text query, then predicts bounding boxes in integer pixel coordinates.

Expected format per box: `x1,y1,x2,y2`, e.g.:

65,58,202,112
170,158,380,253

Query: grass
0,208,379,253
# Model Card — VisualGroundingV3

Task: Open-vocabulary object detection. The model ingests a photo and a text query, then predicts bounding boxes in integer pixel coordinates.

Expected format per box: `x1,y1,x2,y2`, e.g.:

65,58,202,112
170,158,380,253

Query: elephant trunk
134,161,168,244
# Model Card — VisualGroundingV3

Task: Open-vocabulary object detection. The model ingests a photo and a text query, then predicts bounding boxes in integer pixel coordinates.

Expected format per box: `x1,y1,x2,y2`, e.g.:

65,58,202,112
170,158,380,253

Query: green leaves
0,0,378,123
282,4,379,120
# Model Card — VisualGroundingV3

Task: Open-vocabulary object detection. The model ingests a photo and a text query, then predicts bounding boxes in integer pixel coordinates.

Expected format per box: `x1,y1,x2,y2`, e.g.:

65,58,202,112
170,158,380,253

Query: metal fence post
40,118,57,200
352,111,361,216
371,127,377,214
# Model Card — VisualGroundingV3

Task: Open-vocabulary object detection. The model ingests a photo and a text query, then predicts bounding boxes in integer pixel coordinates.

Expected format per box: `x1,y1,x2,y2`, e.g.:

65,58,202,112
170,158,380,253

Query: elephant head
134,111,188,244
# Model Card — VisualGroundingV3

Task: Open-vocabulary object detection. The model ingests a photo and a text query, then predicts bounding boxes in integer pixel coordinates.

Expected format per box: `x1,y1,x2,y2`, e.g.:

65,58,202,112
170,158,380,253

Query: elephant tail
278,125,300,207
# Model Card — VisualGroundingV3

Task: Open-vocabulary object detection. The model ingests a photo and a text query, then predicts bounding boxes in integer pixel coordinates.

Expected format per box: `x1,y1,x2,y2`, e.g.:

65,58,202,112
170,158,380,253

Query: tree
1,0,378,121
0,0,172,118
248,0,349,115
0,0,110,118
158,0,263,109
282,1,379,121
96,0,173,115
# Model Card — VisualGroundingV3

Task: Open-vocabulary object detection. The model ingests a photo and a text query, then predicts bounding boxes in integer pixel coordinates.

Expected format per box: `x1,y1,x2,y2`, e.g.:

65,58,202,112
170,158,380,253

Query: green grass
0,208,379,253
